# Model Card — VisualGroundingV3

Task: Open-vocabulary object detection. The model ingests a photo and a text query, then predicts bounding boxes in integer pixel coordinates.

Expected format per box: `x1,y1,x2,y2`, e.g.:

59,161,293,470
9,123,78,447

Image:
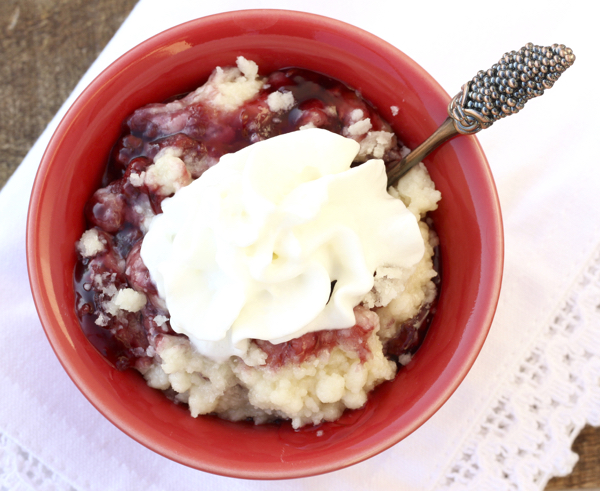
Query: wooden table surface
1,1,598,489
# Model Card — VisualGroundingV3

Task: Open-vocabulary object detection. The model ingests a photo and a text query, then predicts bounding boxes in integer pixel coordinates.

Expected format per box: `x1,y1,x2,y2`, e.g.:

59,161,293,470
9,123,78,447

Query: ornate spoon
386,43,576,186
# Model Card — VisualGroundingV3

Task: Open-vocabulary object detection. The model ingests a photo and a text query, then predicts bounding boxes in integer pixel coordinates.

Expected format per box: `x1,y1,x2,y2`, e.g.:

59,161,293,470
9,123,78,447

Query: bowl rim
26,8,504,479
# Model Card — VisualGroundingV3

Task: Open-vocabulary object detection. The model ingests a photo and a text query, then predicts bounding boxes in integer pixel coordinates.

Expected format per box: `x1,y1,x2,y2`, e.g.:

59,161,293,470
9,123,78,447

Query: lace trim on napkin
0,431,76,491
437,244,600,490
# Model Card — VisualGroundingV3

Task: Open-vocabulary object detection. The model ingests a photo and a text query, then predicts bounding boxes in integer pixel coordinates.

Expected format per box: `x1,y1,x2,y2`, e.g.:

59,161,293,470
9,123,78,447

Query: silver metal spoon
386,43,576,187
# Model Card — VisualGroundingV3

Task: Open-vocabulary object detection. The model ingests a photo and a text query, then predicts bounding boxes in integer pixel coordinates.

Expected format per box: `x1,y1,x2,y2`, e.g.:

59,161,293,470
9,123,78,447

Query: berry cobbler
74,57,441,428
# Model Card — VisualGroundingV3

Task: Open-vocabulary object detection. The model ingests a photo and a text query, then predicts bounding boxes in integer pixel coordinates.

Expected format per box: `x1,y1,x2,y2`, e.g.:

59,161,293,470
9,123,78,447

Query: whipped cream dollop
141,129,424,362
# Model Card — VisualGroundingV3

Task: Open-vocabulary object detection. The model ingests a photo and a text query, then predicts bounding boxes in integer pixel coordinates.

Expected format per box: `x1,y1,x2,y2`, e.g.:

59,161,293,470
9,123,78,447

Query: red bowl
26,10,503,479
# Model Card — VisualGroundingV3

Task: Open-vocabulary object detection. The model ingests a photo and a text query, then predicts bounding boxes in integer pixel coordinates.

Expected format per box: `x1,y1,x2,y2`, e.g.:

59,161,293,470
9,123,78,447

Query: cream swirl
141,128,424,362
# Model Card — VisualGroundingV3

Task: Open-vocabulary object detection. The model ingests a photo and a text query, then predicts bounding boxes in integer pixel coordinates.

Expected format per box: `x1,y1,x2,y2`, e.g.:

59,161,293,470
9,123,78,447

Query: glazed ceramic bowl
27,9,503,479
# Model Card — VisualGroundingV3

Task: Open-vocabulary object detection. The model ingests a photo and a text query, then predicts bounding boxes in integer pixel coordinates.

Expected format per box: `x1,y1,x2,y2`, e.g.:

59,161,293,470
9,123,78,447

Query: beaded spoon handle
386,43,576,187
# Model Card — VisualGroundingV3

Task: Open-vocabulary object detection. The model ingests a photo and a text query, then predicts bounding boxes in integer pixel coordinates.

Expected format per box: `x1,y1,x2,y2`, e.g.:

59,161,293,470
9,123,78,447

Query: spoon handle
387,43,575,187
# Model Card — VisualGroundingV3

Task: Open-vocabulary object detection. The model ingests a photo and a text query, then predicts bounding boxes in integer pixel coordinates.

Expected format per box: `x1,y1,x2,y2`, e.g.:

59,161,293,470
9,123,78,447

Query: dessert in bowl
27,10,503,479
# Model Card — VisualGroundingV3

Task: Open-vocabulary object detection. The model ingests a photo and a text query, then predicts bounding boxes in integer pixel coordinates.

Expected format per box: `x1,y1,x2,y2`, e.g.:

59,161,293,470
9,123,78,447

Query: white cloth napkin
2,1,600,490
